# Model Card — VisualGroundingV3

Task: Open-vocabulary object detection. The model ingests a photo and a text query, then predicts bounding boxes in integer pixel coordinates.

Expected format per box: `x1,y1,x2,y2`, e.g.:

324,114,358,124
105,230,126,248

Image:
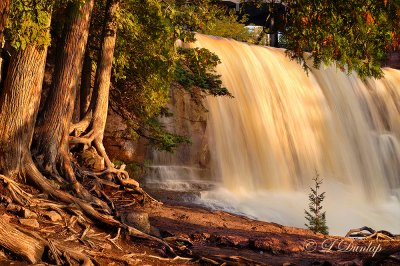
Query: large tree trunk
91,0,119,168
0,2,165,263
0,45,47,176
33,0,94,187
72,0,119,168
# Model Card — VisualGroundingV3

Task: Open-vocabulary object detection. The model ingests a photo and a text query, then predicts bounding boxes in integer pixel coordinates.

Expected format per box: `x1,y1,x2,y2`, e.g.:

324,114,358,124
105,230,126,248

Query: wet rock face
104,85,211,171
103,108,148,163
148,86,211,170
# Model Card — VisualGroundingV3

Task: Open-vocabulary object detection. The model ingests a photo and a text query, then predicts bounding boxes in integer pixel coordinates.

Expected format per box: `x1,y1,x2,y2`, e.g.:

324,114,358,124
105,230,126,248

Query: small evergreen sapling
305,171,329,235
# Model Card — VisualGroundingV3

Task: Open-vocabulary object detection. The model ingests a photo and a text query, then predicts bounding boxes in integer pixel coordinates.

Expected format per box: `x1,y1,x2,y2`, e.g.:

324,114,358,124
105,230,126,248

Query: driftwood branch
345,226,399,240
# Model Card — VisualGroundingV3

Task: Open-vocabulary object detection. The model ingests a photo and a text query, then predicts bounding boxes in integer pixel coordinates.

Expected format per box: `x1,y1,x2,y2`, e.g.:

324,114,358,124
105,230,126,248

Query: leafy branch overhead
175,47,233,100
111,0,238,152
246,0,400,78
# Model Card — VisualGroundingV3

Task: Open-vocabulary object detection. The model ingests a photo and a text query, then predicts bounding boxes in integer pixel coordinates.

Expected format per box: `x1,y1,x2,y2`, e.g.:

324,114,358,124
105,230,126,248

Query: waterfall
149,34,400,235
195,34,400,235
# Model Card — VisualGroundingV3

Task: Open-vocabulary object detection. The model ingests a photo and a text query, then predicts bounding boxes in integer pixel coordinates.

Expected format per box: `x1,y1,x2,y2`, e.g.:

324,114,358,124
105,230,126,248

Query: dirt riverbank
1,187,399,265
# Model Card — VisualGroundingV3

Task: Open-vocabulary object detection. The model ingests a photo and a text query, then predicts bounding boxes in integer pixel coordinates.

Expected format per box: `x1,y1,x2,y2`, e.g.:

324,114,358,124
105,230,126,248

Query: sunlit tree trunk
33,0,94,188
69,0,120,168
0,45,47,176
91,0,119,167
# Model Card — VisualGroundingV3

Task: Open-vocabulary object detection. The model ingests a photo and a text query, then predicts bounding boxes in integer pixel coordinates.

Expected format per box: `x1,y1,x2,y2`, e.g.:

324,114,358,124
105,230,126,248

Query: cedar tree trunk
0,45,47,176
33,0,94,186
89,0,119,168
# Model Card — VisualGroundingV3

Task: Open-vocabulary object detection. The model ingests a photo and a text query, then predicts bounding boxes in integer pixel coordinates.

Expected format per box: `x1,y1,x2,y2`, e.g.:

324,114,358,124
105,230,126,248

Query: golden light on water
192,34,400,234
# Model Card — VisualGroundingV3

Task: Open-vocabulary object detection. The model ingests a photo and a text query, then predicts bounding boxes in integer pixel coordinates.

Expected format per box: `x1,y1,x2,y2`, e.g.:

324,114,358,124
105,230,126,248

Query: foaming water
198,181,400,235
145,165,215,191
190,34,400,235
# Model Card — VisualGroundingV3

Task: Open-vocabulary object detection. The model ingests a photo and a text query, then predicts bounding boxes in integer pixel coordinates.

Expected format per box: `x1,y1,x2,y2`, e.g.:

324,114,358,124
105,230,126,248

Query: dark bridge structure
221,0,287,47
221,0,286,26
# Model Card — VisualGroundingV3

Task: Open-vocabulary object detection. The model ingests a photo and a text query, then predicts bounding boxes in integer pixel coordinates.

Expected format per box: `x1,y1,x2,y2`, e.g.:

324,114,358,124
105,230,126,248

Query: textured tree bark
80,49,93,118
83,0,120,168
0,218,45,264
33,0,94,187
72,79,81,123
0,3,166,262
0,45,47,176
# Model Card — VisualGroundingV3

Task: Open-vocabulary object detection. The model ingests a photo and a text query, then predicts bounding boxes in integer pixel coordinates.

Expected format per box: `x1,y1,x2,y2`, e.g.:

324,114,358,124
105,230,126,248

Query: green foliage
283,0,400,78
143,117,191,152
7,0,53,49
304,171,329,235
164,0,226,42
245,0,400,78
110,0,233,152
110,0,182,152
175,47,232,102
202,10,251,42
112,159,147,178
113,0,175,121
6,0,85,49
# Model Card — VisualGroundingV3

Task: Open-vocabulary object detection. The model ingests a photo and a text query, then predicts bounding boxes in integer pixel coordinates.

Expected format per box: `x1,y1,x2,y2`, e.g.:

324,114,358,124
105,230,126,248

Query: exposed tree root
0,174,32,205
0,217,45,264
68,128,152,201
346,226,400,240
85,250,142,265
93,138,114,169
69,129,97,145
78,163,160,205
26,158,174,251
1,175,94,265
69,112,92,136
365,232,395,241
33,145,113,215
68,112,160,206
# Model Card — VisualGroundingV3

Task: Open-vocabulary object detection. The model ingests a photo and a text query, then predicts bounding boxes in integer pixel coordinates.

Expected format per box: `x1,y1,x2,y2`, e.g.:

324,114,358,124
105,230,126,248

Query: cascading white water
190,34,400,235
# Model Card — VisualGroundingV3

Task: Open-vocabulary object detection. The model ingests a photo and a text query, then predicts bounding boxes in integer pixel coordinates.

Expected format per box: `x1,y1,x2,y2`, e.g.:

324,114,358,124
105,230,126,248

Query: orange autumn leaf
301,16,309,25
365,12,374,24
